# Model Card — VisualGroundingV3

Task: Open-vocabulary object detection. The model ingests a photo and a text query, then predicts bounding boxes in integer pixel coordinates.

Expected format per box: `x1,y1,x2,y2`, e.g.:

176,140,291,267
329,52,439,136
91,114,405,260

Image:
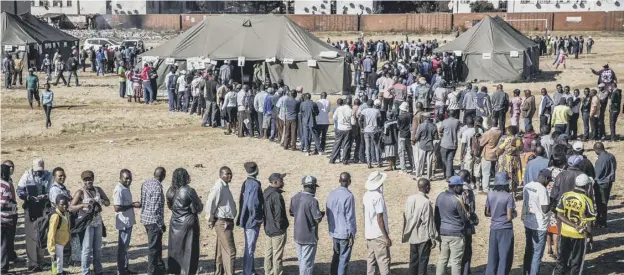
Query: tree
378,1,448,13
470,1,496,12
196,1,282,14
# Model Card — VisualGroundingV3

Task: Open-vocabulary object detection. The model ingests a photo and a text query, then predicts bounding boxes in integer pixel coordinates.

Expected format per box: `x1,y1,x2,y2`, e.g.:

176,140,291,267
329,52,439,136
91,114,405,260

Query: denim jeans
485,228,514,275
167,89,176,111
364,132,380,164
143,82,154,104
524,117,532,132
331,238,352,275
295,243,317,275
398,137,414,172
523,227,546,275
243,226,260,275
119,81,127,98
67,70,79,86
440,147,456,179
81,224,103,275
481,160,494,192
117,227,133,274
96,62,104,76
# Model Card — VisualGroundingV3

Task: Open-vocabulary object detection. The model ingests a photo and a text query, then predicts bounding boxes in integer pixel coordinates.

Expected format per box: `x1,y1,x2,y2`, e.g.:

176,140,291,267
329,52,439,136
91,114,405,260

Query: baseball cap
448,176,464,186
301,175,318,186
568,155,584,167
373,99,382,107
268,173,283,183
32,158,44,172
575,174,592,187
539,169,553,181
494,172,510,185
572,141,584,152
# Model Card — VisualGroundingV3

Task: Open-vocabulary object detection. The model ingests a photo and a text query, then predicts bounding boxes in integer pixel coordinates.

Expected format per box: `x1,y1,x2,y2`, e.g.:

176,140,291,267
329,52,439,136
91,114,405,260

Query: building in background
452,0,624,13
1,0,31,14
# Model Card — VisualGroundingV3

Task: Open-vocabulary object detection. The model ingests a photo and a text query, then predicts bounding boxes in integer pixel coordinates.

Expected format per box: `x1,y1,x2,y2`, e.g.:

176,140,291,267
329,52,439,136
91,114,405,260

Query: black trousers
1,220,16,271
553,237,587,275
582,112,590,139
330,130,352,163
594,182,612,226
591,117,600,140
492,110,507,134
461,234,472,275
609,111,619,139
54,72,67,86
145,224,165,275
24,210,45,268
317,124,330,152
539,115,549,130
598,105,607,138
408,240,431,275
568,112,579,139
463,109,476,124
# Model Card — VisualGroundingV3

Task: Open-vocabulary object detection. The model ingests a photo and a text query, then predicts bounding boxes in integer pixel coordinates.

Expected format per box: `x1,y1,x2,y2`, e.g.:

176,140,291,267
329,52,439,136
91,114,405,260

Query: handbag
454,194,479,226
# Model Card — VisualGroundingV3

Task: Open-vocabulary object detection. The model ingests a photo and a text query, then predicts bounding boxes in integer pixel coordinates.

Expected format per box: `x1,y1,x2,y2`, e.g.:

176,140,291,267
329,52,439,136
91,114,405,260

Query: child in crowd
48,195,70,275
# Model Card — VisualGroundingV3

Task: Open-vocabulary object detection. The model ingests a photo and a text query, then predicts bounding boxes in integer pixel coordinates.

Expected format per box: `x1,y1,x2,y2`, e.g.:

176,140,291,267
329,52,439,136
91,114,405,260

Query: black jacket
263,186,289,237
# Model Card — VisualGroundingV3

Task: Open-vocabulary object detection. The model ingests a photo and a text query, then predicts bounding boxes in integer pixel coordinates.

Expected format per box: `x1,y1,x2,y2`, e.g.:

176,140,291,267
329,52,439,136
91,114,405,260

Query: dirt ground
1,32,624,275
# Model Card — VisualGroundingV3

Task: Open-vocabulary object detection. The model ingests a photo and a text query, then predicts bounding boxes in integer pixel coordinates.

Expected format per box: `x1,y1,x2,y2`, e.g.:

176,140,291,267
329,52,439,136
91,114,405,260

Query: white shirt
176,75,187,92
363,190,389,240
237,89,247,111
333,105,355,131
522,181,550,231
316,99,331,125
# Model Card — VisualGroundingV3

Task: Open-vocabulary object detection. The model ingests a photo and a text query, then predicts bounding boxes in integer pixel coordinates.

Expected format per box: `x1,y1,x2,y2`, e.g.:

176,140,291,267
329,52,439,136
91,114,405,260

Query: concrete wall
294,0,331,15
508,0,624,13
553,11,624,31
360,14,452,32
336,1,377,15
0,0,31,15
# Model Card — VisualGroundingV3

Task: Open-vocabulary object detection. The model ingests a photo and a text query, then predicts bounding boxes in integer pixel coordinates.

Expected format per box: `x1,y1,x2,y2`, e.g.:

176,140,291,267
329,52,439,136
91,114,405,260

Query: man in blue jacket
236,162,264,275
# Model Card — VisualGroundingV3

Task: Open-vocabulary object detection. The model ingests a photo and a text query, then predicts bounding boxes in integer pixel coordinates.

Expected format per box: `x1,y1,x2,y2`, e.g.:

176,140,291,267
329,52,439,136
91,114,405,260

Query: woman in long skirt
166,168,203,275
496,126,523,198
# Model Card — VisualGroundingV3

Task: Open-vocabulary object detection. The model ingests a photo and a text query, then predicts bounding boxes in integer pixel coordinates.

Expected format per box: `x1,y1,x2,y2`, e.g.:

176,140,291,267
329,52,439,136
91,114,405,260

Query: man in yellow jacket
48,195,70,275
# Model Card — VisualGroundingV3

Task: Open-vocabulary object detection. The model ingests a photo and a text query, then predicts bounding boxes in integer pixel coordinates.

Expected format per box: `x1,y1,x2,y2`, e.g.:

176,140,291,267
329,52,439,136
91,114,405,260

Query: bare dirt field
1,32,623,275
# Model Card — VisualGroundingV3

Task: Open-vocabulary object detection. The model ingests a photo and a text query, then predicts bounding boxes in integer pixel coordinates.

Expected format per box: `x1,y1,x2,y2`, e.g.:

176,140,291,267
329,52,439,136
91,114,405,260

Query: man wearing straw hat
363,171,391,275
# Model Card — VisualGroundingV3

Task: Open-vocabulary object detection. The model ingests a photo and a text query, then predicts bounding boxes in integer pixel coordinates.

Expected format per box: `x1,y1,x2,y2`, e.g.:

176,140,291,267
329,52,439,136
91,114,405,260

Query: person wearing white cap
362,171,391,275
290,175,324,275
552,173,596,275
570,141,596,179
397,102,414,173
17,158,53,272
176,69,188,111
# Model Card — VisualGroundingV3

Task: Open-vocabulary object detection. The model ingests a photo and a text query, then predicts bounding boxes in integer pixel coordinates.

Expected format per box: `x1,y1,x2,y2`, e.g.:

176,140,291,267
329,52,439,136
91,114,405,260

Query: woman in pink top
509,89,523,127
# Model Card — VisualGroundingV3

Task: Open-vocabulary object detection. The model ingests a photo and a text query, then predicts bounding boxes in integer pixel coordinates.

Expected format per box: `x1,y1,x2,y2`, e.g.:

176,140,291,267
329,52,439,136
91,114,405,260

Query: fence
91,12,624,33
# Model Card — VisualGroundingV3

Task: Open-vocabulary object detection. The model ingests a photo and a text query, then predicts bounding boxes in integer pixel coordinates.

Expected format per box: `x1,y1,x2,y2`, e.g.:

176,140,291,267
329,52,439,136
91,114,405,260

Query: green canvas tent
434,16,539,82
1,12,79,68
141,14,348,93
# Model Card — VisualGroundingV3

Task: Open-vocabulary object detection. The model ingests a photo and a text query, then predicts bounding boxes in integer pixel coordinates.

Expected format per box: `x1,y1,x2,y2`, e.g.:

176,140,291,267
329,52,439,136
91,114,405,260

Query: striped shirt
0,179,17,225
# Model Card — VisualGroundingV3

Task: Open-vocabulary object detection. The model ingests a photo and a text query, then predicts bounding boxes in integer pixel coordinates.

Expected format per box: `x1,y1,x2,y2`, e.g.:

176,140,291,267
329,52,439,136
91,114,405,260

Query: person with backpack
47,194,70,275
1,164,19,274
17,158,53,272
69,171,110,275
66,54,80,87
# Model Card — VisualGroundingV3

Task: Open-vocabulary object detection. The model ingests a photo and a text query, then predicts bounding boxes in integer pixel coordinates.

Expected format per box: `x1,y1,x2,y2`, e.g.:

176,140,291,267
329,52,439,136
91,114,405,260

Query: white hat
373,99,382,106
399,102,409,112
575,174,592,187
418,77,427,84
572,141,584,152
365,171,387,191
32,158,44,172
179,70,186,74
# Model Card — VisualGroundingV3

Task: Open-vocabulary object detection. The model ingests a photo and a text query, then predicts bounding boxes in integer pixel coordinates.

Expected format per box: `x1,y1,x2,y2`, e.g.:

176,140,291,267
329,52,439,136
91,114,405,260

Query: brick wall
94,13,624,33
552,12,610,31
452,12,505,30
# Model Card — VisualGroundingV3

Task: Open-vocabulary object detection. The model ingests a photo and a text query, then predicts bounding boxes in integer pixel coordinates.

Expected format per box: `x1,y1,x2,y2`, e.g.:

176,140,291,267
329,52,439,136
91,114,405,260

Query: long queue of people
0,135,616,275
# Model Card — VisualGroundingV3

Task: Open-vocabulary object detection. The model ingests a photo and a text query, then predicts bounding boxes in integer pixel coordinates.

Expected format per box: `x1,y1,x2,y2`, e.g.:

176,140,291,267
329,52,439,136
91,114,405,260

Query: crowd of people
0,136,617,275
